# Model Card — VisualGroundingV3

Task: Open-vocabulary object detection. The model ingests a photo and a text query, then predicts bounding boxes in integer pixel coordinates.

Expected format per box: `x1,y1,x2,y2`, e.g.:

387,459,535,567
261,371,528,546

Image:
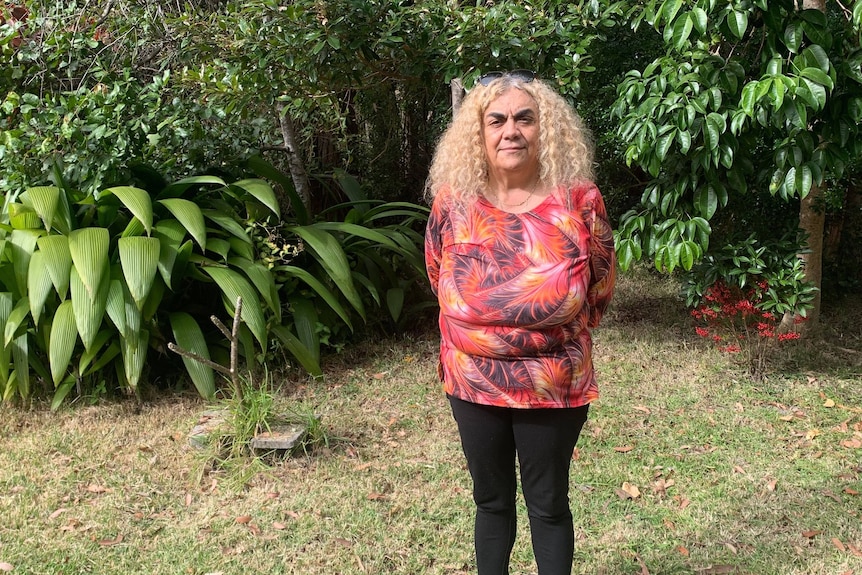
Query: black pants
448,395,589,575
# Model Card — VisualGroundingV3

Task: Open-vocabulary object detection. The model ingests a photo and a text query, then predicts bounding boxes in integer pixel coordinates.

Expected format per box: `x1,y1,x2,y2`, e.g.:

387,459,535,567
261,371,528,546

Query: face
482,88,540,180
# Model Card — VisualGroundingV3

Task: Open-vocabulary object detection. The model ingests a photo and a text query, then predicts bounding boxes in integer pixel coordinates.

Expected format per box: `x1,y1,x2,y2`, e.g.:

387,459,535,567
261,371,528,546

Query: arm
586,186,616,328
424,193,447,296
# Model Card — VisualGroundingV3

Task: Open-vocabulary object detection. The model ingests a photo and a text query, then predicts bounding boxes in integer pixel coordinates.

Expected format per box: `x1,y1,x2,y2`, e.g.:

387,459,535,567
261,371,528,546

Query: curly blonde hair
424,75,594,207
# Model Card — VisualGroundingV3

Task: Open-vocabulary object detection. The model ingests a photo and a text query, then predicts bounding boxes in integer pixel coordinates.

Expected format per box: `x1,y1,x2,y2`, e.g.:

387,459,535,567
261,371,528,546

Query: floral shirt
424,182,616,409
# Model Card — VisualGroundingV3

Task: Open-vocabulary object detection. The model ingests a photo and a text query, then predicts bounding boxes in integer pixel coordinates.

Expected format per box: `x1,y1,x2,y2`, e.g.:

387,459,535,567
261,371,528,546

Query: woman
424,70,616,575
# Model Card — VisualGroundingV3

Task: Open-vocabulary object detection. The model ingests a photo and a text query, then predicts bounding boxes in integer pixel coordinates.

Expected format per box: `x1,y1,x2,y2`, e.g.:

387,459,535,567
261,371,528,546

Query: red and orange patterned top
425,182,616,409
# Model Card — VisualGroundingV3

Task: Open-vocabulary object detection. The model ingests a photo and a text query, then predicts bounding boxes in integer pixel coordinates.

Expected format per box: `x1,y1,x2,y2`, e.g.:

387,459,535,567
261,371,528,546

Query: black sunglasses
477,69,536,86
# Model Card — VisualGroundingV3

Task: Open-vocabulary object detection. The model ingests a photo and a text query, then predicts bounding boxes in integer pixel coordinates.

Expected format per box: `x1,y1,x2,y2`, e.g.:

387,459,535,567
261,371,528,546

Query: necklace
494,178,540,209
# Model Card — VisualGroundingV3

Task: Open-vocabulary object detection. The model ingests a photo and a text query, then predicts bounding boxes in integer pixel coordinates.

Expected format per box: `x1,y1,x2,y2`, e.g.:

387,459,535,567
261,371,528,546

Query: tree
613,0,862,327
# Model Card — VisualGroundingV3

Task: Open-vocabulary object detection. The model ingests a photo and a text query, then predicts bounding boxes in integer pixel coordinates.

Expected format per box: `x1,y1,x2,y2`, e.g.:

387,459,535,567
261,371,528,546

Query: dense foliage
2,0,860,403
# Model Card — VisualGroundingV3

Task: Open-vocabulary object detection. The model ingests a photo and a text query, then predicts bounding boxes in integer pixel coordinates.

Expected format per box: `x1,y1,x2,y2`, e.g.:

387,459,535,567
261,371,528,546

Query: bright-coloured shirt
425,182,616,409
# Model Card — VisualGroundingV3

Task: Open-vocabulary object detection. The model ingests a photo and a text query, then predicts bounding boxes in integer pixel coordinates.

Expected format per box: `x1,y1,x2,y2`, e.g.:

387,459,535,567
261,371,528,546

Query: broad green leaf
784,21,803,53
270,325,323,377
289,296,320,362
169,312,216,400
27,251,53,326
118,236,160,310
103,186,153,235
203,267,268,347
121,330,148,392
288,225,365,319
50,377,75,411
231,178,280,218
243,154,308,225
25,186,60,232
799,67,833,91
695,186,718,220
280,265,354,331
672,13,694,51
228,256,280,319
105,279,127,337
4,297,30,347
8,203,42,230
37,235,72,299
726,9,748,39
11,333,29,399
78,329,113,375
70,266,109,350
49,300,78,385
202,210,253,244
10,229,40,296
206,238,232,260
157,198,206,250
386,287,405,323
68,228,109,300
0,293,13,385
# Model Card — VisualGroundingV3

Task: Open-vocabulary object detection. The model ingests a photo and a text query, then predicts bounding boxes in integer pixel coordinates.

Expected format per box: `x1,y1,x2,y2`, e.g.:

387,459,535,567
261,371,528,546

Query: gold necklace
496,178,540,209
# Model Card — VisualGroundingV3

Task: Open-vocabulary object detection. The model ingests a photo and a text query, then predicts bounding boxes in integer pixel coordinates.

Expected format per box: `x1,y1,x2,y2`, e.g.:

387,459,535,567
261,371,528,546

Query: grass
0,269,860,575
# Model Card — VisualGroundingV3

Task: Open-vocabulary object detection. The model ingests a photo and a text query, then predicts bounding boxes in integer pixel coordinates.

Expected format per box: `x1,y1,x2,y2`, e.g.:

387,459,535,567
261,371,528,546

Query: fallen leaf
779,415,795,422
824,398,836,408
674,496,691,511
801,530,822,538
246,523,261,536
235,515,252,524
334,537,353,547
663,519,676,531
285,510,300,519
841,438,862,449
272,522,287,530
677,546,689,556
804,429,820,441
614,445,635,453
0,562,13,572
372,372,387,380
848,543,862,557
98,534,123,546
367,492,388,501
832,538,846,552
265,491,280,500
724,542,738,554
185,493,193,507
617,482,640,500
633,405,651,414
732,465,745,474
766,479,778,492
86,484,110,494
49,508,67,520
844,488,859,496
694,566,736,574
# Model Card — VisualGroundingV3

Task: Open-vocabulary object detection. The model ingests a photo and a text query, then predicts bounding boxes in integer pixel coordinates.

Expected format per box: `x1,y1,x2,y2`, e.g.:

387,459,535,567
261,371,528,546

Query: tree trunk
276,103,311,209
451,78,465,117
788,0,827,332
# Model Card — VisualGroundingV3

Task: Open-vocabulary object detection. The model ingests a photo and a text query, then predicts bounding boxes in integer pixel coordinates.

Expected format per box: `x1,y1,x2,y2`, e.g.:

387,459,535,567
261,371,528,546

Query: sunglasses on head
477,69,536,86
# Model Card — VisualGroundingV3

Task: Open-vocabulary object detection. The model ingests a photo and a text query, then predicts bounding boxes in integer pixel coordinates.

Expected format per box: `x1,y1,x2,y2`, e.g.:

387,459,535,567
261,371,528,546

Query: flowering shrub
691,279,805,379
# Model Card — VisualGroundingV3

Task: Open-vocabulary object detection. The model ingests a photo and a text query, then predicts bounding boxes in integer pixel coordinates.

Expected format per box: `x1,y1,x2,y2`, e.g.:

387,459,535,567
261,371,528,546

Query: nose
502,117,520,138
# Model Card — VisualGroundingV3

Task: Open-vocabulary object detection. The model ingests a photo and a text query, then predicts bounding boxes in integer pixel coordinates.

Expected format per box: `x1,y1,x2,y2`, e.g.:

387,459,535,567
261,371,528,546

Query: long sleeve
585,186,616,328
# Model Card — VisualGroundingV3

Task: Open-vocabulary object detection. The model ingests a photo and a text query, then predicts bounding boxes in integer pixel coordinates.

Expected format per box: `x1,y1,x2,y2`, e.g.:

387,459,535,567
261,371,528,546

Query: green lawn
1,270,860,575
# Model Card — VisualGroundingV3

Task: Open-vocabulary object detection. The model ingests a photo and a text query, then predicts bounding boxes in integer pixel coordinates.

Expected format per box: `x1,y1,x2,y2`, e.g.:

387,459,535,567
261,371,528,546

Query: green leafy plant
0,172,281,406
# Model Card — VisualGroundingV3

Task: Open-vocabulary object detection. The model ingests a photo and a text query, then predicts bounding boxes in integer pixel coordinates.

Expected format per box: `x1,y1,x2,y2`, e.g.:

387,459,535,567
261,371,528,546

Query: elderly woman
424,70,616,575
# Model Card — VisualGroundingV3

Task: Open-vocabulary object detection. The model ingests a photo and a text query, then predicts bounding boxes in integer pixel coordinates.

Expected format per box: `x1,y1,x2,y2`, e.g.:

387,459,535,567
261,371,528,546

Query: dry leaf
98,534,123,546
674,496,691,511
823,398,836,408
844,488,859,496
677,546,689,556
695,566,735,574
841,438,862,449
801,530,822,538
272,522,287,530
618,482,640,500
185,493,193,507
732,465,745,474
848,543,862,558
367,492,387,501
49,508,67,520
285,510,300,519
235,515,252,524
265,491,280,500
86,484,109,494
832,538,846,552
0,562,13,572
614,445,635,453
633,405,651,414
804,429,820,440
765,479,778,492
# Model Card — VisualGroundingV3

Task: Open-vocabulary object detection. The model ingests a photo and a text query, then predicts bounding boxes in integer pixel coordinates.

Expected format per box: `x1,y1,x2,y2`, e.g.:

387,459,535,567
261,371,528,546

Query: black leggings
448,395,590,575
